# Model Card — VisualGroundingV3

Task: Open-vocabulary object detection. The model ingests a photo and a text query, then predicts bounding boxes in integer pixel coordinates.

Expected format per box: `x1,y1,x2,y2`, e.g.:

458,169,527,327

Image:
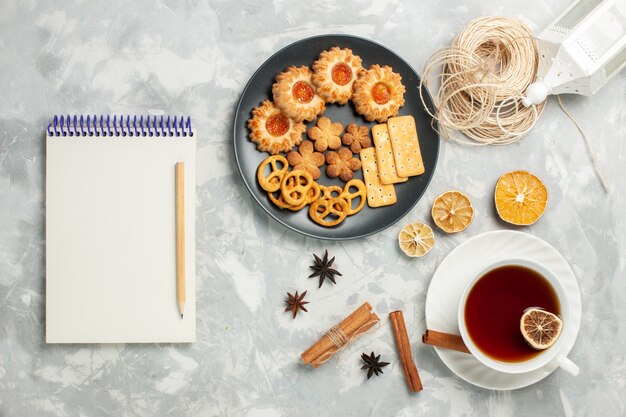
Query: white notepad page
46,133,196,343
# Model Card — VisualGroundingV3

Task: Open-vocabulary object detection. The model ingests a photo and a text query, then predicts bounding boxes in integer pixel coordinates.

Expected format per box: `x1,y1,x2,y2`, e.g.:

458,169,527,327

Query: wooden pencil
175,162,186,319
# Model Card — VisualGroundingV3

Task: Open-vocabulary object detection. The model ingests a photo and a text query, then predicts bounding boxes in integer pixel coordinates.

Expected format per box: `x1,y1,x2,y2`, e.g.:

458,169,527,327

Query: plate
233,34,439,240
424,230,582,390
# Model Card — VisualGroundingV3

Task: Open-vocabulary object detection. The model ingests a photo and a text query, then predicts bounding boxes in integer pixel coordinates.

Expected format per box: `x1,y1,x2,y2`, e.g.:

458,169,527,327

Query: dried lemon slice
520,308,563,350
398,222,435,257
431,190,474,233
495,170,548,225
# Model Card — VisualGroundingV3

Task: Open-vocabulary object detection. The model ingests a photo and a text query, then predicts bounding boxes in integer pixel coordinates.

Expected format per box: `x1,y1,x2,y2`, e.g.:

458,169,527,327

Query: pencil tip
180,314,184,319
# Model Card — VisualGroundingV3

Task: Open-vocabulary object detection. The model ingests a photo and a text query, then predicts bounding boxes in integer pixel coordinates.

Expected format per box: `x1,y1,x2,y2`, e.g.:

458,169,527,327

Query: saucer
424,230,581,390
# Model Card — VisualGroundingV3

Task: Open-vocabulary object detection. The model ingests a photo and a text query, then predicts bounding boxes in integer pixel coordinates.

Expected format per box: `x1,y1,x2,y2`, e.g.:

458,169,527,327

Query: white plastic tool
523,0,626,106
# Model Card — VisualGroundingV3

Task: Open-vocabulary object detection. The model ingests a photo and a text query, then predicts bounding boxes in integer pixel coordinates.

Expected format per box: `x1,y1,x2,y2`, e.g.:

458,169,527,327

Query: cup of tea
457,258,579,375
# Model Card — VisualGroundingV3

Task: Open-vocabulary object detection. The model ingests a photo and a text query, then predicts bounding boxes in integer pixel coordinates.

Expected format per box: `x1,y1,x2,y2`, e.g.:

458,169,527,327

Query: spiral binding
46,115,193,137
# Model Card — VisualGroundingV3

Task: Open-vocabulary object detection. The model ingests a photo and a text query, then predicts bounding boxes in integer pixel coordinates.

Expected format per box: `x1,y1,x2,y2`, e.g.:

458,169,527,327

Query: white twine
419,16,609,191
556,95,609,192
419,17,545,145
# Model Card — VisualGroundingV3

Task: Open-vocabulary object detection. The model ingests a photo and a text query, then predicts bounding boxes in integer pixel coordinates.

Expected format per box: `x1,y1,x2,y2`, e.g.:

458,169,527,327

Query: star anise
308,250,342,288
361,351,390,379
284,290,309,319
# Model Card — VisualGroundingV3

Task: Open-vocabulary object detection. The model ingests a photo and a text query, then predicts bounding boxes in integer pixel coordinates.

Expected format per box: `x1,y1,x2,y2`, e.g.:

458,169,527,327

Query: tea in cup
458,258,578,375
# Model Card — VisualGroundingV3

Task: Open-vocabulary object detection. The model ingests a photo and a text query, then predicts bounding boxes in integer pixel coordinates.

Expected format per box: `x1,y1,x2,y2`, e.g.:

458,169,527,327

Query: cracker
387,115,424,177
360,147,397,208
371,124,408,185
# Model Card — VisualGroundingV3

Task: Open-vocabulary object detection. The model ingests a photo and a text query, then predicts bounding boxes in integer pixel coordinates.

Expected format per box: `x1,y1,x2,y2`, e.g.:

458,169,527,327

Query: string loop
419,17,546,145
311,316,380,367
325,326,349,349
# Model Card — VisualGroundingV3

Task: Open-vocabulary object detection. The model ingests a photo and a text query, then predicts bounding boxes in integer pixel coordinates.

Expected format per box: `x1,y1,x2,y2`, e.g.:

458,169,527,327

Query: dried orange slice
431,190,474,233
398,222,435,257
495,170,548,226
520,308,563,350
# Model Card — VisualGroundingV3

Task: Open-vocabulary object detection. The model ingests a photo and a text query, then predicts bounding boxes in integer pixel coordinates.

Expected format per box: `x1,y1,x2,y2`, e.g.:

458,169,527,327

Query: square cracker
360,147,397,208
371,124,408,185
387,115,425,177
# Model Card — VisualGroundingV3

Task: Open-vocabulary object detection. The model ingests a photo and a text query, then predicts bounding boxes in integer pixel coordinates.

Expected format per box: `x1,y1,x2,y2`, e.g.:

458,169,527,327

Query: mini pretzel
268,176,302,210
268,178,320,211
306,181,321,203
281,170,313,206
309,197,349,227
257,155,288,192
319,185,344,200
341,179,367,215
268,190,307,211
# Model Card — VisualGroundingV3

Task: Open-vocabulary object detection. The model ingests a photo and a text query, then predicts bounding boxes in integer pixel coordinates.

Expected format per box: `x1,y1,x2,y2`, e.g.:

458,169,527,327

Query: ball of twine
419,16,546,145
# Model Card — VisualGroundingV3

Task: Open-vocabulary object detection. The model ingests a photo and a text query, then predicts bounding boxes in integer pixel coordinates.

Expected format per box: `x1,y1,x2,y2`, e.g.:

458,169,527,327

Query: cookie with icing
352,64,405,123
272,66,326,122
312,47,363,105
247,100,305,154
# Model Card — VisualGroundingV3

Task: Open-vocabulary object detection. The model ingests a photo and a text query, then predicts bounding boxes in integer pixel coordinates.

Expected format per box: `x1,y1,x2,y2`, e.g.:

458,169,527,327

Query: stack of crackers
360,115,424,208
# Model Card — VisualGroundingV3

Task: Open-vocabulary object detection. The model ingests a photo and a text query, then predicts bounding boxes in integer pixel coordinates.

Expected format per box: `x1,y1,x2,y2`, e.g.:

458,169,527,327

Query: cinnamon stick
422,329,470,354
389,311,423,392
301,302,379,367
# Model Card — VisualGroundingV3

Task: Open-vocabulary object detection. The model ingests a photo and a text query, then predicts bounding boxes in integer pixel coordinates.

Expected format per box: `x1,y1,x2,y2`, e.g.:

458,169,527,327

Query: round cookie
352,64,406,123
247,100,305,154
272,66,326,122
312,47,363,105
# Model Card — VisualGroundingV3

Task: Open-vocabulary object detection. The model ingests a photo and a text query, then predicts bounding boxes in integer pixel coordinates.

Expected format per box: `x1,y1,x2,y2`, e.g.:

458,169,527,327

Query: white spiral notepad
45,115,196,343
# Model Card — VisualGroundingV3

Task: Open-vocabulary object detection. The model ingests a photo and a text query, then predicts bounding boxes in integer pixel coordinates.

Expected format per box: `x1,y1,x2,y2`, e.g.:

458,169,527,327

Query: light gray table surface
1,1,625,416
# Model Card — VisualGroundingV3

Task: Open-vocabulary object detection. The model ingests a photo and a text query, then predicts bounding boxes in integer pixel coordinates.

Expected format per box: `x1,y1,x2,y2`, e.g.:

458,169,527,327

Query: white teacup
458,258,579,376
